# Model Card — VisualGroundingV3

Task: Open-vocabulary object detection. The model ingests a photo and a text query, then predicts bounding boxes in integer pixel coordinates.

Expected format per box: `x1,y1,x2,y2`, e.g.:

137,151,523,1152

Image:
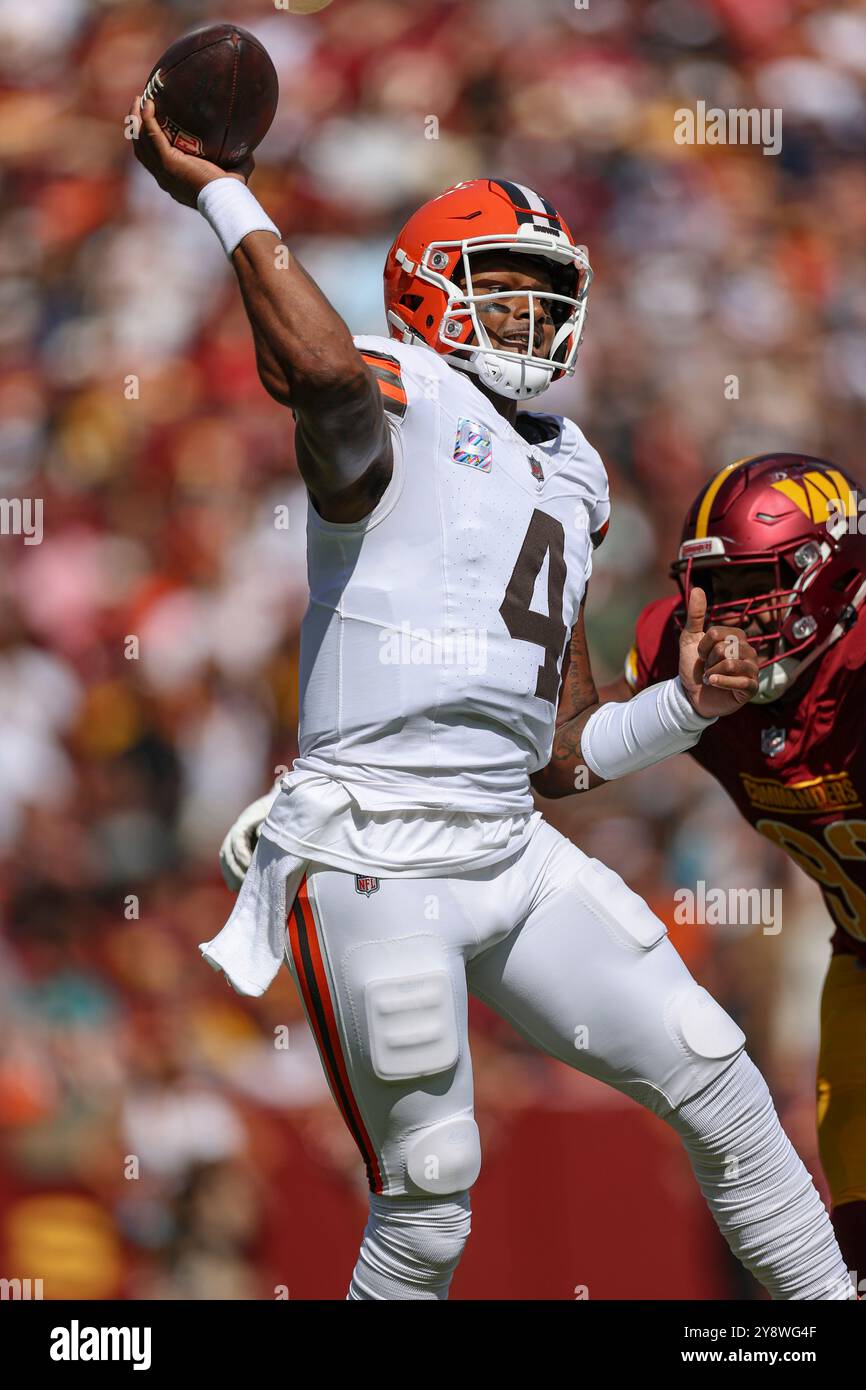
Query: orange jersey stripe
289,879,384,1192
361,351,408,416
375,376,407,405
360,349,402,379
361,353,404,382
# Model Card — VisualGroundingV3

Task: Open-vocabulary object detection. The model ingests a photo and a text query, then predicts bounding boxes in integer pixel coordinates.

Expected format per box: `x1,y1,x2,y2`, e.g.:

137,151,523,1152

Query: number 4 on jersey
500,509,567,703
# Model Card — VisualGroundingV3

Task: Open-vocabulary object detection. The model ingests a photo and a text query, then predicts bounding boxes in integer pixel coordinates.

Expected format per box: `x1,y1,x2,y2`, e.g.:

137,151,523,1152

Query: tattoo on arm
555,608,598,727
538,705,605,798
532,600,647,799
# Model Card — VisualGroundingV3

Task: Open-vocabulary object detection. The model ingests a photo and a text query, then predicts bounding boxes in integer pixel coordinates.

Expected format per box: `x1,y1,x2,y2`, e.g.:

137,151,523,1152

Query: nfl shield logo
761,727,786,758
355,874,380,897
453,419,492,472
529,454,545,483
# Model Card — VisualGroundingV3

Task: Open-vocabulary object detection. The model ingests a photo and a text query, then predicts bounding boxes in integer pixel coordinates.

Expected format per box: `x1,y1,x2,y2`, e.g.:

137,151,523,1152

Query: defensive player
557,453,864,1276
130,95,853,1300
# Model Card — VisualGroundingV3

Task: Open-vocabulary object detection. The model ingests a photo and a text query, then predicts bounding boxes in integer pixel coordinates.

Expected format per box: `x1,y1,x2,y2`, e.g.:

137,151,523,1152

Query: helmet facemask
673,541,843,703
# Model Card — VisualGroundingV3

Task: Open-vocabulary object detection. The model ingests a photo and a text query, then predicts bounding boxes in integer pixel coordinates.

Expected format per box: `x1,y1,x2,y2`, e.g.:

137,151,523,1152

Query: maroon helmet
671,453,866,702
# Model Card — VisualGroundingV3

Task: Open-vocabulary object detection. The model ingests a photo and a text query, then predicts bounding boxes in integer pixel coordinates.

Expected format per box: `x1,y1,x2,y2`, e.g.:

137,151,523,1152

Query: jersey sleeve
585,450,610,553
353,333,456,427
539,416,611,586
577,434,610,582
623,594,681,692
353,336,408,422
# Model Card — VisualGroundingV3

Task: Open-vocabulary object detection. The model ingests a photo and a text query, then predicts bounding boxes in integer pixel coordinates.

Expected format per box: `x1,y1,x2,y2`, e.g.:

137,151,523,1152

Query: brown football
142,23,279,169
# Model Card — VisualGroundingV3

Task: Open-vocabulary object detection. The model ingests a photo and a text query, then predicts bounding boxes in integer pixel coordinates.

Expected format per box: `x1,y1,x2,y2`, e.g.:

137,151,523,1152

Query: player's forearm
534,675,716,799
533,671,664,798
531,704,606,798
532,598,606,797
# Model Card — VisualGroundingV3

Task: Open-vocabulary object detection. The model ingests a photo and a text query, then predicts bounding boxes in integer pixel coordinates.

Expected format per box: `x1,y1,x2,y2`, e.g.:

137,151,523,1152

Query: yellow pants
817,952,866,1207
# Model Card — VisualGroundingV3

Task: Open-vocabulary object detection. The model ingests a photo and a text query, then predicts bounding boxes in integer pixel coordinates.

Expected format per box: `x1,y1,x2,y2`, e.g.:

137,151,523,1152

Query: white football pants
278,818,747,1196
263,817,848,1299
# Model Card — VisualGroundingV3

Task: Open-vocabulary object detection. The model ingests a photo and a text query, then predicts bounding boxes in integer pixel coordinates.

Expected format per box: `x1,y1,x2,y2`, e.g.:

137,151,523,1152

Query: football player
131,96,853,1300
556,453,864,1276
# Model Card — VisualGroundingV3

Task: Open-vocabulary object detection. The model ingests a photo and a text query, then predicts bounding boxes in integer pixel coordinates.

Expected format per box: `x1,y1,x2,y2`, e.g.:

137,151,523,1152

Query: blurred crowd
1,0,865,1298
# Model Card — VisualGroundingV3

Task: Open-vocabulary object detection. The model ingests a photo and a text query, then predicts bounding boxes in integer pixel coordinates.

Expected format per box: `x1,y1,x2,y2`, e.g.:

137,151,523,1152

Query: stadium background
1,0,864,1299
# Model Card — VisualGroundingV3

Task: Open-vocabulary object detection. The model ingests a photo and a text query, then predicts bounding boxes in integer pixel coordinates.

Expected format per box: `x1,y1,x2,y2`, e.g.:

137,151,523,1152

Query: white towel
199,832,308,997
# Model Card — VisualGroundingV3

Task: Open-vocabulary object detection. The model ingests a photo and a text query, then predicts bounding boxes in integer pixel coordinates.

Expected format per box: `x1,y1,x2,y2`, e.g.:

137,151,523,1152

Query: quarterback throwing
130,93,853,1301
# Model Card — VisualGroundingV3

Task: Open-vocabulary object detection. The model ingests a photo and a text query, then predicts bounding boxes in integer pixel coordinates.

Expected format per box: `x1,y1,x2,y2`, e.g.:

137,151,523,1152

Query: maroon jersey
626,596,866,963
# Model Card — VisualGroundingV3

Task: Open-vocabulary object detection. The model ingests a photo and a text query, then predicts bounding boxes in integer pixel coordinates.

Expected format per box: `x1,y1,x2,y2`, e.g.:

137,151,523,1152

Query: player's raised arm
531,587,759,799
230,227,392,520
129,96,391,523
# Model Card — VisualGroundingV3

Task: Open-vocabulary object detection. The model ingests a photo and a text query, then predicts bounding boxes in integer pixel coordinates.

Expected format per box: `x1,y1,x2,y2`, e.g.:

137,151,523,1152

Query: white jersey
265,333,609,874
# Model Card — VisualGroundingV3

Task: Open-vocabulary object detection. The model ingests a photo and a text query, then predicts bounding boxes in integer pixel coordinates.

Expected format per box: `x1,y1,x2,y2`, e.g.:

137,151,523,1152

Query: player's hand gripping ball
141,23,278,169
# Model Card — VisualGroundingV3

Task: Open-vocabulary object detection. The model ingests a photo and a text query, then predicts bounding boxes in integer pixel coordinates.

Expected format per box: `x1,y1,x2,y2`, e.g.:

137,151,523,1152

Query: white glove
219,789,280,891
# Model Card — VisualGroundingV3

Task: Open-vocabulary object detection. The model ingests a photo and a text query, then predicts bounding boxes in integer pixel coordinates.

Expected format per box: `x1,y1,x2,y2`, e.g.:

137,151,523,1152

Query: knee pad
666,983,746,1064
405,1116,482,1196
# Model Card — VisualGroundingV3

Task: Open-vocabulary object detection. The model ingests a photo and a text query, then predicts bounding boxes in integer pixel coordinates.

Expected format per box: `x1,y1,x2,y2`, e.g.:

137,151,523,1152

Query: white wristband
197,177,281,258
580,677,716,782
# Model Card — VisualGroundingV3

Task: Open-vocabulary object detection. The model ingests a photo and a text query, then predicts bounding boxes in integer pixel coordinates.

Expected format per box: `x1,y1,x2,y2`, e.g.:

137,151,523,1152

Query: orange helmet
384,179,593,401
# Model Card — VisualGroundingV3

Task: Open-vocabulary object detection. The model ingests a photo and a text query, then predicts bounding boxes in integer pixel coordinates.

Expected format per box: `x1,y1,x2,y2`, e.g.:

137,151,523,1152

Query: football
141,23,279,169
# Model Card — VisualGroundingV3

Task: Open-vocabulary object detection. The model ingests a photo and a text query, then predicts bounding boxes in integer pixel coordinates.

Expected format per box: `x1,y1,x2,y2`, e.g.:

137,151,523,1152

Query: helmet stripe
492,179,535,225
517,182,567,233
517,183,544,210
519,183,565,234
538,195,564,234
493,180,564,235
694,458,749,538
